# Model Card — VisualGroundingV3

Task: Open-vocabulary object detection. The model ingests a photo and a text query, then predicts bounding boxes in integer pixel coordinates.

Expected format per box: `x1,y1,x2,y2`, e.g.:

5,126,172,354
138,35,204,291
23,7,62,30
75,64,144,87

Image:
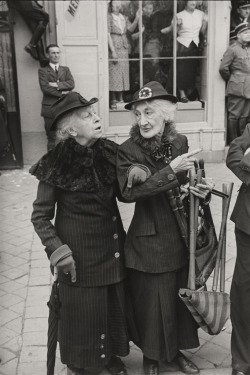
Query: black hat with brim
124,81,178,110
50,92,98,131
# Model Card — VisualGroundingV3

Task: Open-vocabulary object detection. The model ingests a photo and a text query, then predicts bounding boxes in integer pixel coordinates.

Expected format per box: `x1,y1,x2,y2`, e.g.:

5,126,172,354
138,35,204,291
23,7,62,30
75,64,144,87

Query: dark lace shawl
130,120,178,161
29,138,118,192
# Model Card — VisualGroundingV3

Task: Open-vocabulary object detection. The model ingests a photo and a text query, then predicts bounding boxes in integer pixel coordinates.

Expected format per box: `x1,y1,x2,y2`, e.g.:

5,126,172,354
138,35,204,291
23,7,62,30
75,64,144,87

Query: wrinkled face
237,6,250,19
143,4,154,17
237,28,250,43
47,47,60,64
186,1,197,10
134,101,165,139
73,105,102,146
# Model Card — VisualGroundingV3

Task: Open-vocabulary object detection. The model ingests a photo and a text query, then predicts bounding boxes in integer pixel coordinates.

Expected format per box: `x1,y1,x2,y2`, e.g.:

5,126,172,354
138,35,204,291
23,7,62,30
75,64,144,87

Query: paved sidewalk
0,164,241,375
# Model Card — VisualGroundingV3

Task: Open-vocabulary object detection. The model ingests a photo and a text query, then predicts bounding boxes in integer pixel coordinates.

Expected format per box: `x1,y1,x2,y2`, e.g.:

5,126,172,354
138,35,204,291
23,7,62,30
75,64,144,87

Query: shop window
107,0,208,113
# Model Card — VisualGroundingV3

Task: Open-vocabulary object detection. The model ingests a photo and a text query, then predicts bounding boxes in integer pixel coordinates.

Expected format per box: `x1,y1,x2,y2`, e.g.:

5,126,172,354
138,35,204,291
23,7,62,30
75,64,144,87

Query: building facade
0,0,231,167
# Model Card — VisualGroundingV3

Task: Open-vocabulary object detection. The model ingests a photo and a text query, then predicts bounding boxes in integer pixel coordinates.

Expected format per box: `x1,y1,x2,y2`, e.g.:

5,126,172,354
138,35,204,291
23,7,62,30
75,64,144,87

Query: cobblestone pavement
0,163,241,375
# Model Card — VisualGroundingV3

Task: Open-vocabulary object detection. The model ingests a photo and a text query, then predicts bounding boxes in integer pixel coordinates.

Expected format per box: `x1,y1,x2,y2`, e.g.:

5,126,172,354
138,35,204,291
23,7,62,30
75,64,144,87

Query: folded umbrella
47,269,61,375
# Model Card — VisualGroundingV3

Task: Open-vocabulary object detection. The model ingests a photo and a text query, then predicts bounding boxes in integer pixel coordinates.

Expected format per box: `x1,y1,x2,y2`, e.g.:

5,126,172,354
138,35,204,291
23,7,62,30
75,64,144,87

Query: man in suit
38,44,75,150
219,22,250,144
226,124,250,375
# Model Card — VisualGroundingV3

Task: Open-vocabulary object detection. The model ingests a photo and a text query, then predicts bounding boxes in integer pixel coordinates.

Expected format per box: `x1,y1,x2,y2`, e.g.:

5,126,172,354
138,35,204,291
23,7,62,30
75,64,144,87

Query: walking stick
188,169,196,290
173,186,188,236
220,184,228,292
212,183,233,291
166,189,189,248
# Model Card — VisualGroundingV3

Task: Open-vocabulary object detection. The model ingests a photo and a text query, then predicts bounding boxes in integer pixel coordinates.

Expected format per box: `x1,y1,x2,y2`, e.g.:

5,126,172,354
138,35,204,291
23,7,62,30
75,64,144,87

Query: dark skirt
127,267,199,362
177,41,199,91
231,228,250,373
58,281,129,369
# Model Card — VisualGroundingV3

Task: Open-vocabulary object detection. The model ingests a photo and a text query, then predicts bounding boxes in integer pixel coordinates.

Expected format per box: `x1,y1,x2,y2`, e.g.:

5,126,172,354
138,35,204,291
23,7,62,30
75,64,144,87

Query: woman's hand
56,255,76,283
170,149,202,174
112,51,118,62
127,165,150,188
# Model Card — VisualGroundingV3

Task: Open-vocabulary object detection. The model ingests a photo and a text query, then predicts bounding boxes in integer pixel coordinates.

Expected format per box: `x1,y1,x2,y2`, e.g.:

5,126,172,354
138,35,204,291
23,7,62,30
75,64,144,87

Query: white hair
56,107,89,141
132,99,177,122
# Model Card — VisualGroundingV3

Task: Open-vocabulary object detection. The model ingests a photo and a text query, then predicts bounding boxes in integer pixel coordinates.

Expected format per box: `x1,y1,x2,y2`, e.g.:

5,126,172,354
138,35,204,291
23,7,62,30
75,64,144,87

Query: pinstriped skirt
127,267,199,362
58,281,129,369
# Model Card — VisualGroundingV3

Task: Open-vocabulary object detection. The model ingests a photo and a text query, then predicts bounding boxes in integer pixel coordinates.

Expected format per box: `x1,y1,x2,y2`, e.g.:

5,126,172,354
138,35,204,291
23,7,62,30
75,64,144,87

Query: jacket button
113,233,118,239
101,354,105,359
112,216,117,221
168,174,174,181
101,334,105,339
100,344,104,349
114,252,120,258
158,180,163,186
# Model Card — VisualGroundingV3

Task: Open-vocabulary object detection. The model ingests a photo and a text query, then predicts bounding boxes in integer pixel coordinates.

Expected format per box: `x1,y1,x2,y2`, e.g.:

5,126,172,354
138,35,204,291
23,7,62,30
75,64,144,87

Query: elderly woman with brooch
30,92,129,375
117,81,212,375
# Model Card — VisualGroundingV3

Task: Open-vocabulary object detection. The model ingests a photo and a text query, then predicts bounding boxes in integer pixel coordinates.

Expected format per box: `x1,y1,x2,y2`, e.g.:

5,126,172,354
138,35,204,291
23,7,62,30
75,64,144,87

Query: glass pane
173,0,208,101
107,0,139,109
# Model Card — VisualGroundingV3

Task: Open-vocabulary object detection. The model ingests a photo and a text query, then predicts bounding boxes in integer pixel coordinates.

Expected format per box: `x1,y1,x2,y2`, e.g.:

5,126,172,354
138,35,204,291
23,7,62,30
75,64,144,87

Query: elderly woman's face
134,101,165,139
73,105,102,146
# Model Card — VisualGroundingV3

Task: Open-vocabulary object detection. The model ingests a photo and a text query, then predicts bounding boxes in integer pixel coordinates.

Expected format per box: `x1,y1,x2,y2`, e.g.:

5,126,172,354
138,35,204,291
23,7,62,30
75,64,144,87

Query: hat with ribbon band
124,81,178,110
235,22,250,35
50,92,98,131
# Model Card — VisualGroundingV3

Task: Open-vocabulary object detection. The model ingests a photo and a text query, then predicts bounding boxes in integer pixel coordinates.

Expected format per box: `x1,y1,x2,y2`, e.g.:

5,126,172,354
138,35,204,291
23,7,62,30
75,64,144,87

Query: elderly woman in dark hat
30,92,129,375
116,81,212,375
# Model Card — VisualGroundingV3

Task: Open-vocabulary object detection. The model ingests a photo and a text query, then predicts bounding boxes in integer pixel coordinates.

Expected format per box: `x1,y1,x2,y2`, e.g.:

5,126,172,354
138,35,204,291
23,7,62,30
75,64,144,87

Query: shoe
39,58,49,67
174,352,199,374
143,356,159,375
110,101,117,110
180,97,189,103
106,356,127,375
232,370,247,375
24,43,39,60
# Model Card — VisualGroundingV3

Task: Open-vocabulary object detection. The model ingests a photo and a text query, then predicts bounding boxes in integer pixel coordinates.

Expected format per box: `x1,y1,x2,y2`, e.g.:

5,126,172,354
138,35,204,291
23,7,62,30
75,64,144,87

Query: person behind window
226,125,250,375
108,0,138,110
231,0,250,42
30,92,129,375
161,0,207,103
117,81,213,375
219,23,250,145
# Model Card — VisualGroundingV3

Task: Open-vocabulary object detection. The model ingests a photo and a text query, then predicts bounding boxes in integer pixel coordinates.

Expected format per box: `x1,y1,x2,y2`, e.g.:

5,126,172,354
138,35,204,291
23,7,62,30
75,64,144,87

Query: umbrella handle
212,182,233,291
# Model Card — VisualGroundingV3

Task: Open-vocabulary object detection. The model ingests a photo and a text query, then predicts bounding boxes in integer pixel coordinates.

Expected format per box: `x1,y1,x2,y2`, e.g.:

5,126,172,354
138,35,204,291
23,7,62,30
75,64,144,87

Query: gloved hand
56,255,76,283
127,165,149,189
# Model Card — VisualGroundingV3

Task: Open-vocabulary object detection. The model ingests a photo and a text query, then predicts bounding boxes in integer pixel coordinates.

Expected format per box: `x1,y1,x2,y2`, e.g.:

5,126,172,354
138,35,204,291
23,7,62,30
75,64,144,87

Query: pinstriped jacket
117,124,189,273
31,138,126,287
226,124,250,235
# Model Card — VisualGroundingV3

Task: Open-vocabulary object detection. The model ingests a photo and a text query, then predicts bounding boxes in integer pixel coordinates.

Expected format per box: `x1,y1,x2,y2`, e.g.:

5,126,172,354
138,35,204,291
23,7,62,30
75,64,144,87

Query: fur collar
130,121,178,161
29,138,118,192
